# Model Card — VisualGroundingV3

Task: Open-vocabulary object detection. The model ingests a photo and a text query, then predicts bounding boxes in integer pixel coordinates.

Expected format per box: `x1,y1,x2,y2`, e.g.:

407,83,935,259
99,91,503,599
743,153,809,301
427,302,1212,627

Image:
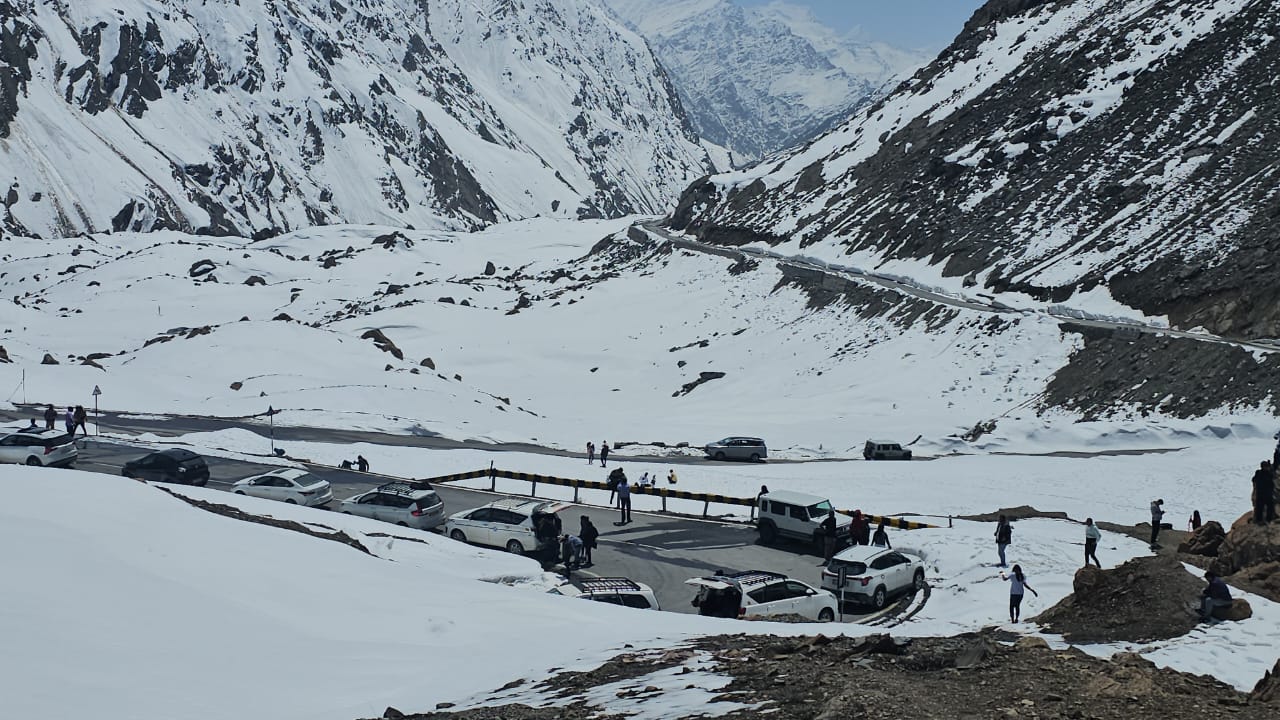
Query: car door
782,581,818,618
247,476,275,500
0,435,21,463
273,476,299,502
133,455,160,481
887,553,911,593
353,492,383,520
746,583,788,618
458,508,494,545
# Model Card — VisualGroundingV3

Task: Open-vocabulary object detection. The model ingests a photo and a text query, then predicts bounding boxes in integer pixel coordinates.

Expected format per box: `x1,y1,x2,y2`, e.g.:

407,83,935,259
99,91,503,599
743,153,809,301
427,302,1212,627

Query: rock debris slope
0,0,710,238
671,0,1280,341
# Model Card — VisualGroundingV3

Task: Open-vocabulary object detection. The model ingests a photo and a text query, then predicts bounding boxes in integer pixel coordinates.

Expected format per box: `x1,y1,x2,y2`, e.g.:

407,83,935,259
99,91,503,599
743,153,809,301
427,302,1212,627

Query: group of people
819,509,893,563
586,441,609,467
27,404,89,436
536,512,599,573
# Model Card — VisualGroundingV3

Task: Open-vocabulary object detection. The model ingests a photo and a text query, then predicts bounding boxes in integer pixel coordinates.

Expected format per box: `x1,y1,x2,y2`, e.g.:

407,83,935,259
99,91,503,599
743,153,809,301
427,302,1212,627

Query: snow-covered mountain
670,0,1280,342
0,0,710,238
602,0,926,161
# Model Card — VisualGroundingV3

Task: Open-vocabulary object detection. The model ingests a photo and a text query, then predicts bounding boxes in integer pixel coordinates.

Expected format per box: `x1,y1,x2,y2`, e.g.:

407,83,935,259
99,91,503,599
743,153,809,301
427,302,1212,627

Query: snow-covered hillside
671,0,1280,342
0,0,709,238
602,0,925,160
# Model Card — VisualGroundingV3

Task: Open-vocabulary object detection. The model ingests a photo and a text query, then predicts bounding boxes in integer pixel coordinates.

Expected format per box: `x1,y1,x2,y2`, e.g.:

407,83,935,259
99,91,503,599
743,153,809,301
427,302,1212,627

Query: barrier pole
574,480,580,504
703,499,709,518
489,461,495,492
530,479,537,498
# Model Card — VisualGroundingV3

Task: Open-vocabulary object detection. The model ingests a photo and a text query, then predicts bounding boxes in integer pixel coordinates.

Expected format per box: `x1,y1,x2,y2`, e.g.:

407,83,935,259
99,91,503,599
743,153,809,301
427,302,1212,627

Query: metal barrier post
530,479,537,497
574,480,580,504
703,499,709,518
489,462,495,492
662,491,667,513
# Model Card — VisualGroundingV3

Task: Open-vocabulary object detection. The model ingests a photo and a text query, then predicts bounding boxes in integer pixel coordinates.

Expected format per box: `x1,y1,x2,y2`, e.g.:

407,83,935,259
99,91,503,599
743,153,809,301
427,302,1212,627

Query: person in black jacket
1253,461,1276,525
994,515,1012,567
579,516,599,567
872,519,891,548
821,510,838,564
1199,570,1233,621
43,404,57,430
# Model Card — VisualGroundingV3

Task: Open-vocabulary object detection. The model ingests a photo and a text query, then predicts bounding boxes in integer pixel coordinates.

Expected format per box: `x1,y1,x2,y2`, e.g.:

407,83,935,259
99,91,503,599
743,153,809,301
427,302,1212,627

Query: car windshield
808,501,833,518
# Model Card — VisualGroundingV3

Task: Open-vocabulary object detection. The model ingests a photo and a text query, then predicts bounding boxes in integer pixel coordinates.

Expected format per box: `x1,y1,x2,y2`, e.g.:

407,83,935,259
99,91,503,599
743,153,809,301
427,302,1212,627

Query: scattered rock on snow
420,357,435,369
230,382,243,391
361,329,405,360
188,259,216,277
0,345,10,363
244,275,266,286
484,261,496,275
673,371,725,397
1178,521,1226,556
41,353,58,365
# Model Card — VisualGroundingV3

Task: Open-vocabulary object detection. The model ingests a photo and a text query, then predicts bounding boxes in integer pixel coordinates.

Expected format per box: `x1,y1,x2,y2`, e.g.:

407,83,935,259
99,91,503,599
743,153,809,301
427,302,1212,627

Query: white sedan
231,468,333,507
0,427,78,468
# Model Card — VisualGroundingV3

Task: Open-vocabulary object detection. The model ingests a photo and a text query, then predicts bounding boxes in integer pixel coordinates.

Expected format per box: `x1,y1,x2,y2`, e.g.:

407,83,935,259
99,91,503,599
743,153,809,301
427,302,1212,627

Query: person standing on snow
599,441,609,467
1000,564,1038,623
579,516,599,566
586,441,595,465
616,476,631,525
73,405,88,437
64,406,75,436
872,519,892,548
1253,461,1276,525
850,510,870,546
43,404,57,430
994,515,1012,567
1149,499,1165,549
1084,518,1102,568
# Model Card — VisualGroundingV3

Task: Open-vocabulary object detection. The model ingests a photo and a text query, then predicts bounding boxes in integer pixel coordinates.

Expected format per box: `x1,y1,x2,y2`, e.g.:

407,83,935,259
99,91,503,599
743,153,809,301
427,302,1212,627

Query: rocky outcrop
1035,556,1203,642
361,329,404,361
1178,520,1226,557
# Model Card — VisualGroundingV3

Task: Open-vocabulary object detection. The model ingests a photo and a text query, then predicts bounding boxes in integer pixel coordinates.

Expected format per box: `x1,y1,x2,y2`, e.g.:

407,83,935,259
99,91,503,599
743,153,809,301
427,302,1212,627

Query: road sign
92,385,101,396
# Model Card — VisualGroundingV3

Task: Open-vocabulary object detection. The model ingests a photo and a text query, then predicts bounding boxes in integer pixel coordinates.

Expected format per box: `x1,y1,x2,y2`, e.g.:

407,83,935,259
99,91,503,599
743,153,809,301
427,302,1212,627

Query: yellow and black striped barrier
413,467,939,529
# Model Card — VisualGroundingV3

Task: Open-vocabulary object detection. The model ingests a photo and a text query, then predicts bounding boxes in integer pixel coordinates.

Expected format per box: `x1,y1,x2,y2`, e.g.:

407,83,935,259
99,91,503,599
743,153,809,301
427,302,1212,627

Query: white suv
550,577,660,610
0,427,78,468
686,571,838,622
821,546,926,610
444,498,569,555
339,482,445,530
756,490,851,548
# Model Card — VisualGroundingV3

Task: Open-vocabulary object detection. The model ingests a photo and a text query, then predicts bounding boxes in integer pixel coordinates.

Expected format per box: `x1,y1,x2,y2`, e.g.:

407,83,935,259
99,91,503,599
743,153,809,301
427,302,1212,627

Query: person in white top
1000,564,1038,623
1084,518,1102,568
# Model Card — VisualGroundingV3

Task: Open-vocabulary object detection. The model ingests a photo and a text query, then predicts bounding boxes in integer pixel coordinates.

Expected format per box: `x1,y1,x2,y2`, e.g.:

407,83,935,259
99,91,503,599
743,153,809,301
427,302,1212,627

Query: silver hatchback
339,481,445,530
0,428,78,468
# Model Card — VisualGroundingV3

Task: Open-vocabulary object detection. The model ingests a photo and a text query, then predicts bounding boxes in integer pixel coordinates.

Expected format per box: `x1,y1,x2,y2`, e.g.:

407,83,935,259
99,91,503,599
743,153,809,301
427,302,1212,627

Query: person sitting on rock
1199,570,1232,622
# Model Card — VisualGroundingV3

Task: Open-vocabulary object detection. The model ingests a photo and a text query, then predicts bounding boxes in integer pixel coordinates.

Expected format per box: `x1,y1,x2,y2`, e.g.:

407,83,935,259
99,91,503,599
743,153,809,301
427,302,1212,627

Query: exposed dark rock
272,313,293,322
420,358,435,370
243,275,266,286
1178,521,1226,557
0,345,10,363
40,352,58,365
361,329,404,360
229,381,243,391
484,261,496,276
188,259,216,277
505,295,532,315
673,371,725,397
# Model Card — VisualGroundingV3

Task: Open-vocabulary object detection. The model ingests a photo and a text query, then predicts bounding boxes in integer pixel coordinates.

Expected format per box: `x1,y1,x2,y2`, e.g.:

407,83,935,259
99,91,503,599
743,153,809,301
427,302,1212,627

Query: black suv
122,448,210,485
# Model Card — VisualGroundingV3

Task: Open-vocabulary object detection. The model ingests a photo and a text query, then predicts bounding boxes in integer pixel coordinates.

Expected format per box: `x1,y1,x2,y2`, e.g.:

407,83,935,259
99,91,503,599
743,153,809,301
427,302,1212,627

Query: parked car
231,468,334,507
863,440,912,460
755,489,851,548
549,577,660,610
122,448,209,485
444,498,569,555
704,436,767,462
821,545,926,610
339,481,445,530
686,570,837,622
0,427,78,468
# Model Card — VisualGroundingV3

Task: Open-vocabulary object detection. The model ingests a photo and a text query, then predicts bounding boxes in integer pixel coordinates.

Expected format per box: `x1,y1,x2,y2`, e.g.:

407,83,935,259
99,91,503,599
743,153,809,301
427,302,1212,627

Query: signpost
267,405,276,455
92,385,101,437
837,566,847,623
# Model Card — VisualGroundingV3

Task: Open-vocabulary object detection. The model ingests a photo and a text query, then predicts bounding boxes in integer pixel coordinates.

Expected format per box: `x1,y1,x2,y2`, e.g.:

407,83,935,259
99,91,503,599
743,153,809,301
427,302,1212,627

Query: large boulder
1223,561,1280,603
1177,520,1226,556
1210,520,1280,576
1212,597,1253,621
1253,658,1280,704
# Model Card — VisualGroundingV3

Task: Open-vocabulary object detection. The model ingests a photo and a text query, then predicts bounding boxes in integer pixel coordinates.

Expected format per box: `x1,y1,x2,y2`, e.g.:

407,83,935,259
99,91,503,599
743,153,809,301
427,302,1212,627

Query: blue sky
736,0,988,50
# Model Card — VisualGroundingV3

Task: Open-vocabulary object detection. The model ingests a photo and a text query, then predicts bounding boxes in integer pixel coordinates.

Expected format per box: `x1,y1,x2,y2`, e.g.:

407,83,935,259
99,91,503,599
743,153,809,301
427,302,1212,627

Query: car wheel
285,499,297,504
342,511,353,515
818,607,835,622
25,456,42,466
714,451,726,461
758,520,778,544
872,586,887,610
874,453,884,460
749,453,761,462
904,452,912,460
913,569,926,591
450,529,467,542
505,539,525,554
396,521,409,527
235,491,246,495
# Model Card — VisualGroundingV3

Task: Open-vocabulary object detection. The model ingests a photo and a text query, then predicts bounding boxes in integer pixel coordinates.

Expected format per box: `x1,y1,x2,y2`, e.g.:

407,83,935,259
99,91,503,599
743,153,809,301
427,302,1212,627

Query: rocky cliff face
603,0,923,161
0,0,709,238
670,0,1280,340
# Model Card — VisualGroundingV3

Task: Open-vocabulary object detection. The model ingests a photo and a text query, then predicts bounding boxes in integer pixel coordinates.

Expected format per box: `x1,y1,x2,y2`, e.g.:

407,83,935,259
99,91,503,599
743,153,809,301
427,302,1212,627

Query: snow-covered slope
670,0,1280,340
602,0,925,161
0,0,709,238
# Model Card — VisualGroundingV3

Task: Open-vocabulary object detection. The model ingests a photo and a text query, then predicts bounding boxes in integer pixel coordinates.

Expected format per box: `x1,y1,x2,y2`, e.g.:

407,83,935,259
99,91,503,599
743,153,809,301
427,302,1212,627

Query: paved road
641,221,1280,354
67,437,877,619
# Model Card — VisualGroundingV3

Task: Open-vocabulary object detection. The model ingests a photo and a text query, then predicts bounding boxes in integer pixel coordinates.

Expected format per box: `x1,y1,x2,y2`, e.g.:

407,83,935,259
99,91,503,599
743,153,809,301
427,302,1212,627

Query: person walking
73,405,88,437
1000,564,1038,623
579,516,599,567
1252,461,1276,525
356,455,369,473
616,476,631,525
64,406,75,436
43,404,57,430
1198,570,1233,622
994,515,1012,567
1084,518,1102,568
821,510,838,565
586,441,595,465
1149,499,1165,549
599,441,609,467
872,519,892,548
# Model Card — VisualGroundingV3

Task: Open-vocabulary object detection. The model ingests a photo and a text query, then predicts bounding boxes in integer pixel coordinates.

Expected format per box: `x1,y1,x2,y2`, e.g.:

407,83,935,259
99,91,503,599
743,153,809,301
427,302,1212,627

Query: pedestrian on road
1084,517,1102,568
851,510,870,546
821,510,838,565
579,516,599,566
599,441,609,467
994,515,1012,567
356,455,369,473
1149,499,1165,549
606,467,625,506
586,441,595,465
667,469,677,484
1188,510,1203,531
43,404,56,430
616,477,631,525
1252,461,1276,525
1000,564,1038,623
1199,570,1233,622
872,519,891,548
560,534,583,571
64,406,75,436
73,405,88,437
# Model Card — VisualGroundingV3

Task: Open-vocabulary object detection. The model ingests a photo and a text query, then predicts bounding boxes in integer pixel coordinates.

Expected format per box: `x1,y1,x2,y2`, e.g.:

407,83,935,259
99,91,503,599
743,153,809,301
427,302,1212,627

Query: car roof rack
377,481,430,495
577,577,642,593
724,570,787,586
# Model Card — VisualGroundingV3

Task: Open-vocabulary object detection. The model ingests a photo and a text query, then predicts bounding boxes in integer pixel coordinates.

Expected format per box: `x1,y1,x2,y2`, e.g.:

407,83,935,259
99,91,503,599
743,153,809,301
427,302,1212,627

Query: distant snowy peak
0,0,709,238
671,0,1280,340
602,0,925,161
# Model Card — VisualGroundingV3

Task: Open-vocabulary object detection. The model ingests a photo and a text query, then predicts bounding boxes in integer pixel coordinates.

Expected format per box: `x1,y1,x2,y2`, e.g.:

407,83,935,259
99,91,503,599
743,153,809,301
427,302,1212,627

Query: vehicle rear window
414,493,441,510
39,434,73,448
180,458,206,469
828,559,868,575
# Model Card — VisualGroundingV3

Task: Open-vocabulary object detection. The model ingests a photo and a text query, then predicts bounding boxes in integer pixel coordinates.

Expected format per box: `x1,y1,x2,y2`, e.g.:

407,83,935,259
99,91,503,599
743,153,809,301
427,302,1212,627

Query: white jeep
756,490,851,549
